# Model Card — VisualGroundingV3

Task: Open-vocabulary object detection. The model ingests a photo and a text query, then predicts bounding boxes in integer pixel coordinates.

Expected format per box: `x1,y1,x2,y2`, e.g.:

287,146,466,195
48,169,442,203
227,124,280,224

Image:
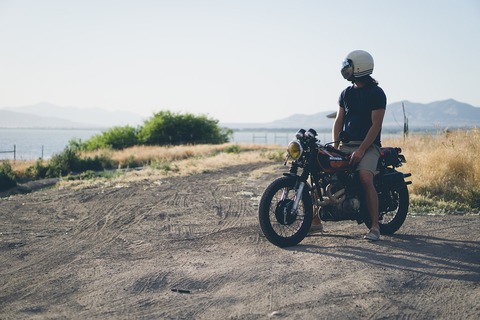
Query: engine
318,173,361,221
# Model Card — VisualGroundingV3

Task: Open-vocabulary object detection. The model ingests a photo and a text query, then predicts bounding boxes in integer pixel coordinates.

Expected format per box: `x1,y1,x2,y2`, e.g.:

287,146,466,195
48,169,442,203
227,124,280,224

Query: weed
0,161,17,190
262,150,285,161
150,160,179,173
224,144,241,154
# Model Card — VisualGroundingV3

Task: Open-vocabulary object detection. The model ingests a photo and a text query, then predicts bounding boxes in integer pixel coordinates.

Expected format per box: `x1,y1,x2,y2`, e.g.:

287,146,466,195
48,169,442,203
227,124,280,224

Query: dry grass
383,128,480,213
81,143,282,168
57,143,284,189
8,131,480,214
9,160,37,176
75,131,480,213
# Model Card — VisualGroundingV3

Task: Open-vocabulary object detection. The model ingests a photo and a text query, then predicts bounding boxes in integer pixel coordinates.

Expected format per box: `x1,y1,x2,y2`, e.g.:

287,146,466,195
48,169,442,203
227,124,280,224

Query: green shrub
66,170,97,181
66,170,121,181
224,144,241,154
67,138,83,151
24,148,115,180
75,111,232,151
81,126,138,151
150,160,179,173
45,148,79,177
137,111,232,145
0,161,17,191
76,154,115,172
262,150,285,161
123,156,141,169
25,159,49,179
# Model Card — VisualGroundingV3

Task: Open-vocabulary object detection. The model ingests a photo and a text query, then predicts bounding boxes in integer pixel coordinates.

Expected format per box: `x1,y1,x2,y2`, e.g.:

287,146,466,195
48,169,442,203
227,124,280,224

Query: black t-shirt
338,84,387,146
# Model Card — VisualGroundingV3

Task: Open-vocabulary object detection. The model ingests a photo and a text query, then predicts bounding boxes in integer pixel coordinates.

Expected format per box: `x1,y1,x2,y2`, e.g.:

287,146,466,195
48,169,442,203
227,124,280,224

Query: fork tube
291,181,305,211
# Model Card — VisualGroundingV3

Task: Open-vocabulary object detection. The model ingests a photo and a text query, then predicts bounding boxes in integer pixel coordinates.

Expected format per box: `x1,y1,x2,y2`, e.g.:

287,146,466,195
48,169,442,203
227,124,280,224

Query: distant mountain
1,102,145,128
384,99,480,129
222,99,480,131
0,109,95,128
2,99,478,130
222,111,336,130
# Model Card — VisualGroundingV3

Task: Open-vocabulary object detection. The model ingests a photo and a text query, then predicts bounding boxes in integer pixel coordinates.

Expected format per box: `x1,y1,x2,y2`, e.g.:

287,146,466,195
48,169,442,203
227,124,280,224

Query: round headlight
287,141,303,160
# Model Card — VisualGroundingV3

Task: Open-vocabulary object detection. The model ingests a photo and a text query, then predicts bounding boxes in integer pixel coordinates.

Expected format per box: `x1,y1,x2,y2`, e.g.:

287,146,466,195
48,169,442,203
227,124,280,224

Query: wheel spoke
258,177,313,247
268,186,306,237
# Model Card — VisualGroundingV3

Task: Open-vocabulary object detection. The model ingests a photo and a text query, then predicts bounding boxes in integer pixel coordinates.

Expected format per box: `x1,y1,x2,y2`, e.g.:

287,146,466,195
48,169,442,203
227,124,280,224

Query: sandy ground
1,162,479,319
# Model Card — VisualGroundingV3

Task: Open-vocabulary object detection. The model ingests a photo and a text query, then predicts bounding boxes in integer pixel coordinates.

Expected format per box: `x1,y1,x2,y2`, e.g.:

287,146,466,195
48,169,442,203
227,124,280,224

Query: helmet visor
341,59,353,80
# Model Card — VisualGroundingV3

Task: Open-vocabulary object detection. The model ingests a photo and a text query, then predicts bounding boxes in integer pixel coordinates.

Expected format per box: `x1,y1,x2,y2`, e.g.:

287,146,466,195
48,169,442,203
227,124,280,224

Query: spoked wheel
258,177,313,247
366,186,409,235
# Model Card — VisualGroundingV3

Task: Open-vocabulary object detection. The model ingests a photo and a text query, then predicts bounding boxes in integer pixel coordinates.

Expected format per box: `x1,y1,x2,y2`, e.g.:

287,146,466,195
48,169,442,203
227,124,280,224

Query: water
0,128,300,160
230,130,333,145
0,128,101,160
0,128,405,161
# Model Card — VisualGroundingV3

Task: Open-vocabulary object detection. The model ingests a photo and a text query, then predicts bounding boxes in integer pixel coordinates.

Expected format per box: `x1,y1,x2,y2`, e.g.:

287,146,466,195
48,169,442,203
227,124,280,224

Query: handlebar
324,145,350,158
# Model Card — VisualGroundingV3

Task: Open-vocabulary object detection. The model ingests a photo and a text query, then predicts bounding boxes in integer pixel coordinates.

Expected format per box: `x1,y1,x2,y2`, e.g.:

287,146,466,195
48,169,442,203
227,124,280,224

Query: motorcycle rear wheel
258,177,313,247
366,186,409,235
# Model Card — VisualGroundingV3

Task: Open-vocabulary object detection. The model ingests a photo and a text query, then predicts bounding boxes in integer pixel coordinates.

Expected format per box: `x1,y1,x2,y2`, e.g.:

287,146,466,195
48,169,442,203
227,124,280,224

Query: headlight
287,141,303,160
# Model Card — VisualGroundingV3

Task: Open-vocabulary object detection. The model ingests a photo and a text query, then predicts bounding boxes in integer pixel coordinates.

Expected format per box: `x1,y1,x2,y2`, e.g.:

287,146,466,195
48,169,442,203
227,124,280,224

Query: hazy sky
0,0,479,123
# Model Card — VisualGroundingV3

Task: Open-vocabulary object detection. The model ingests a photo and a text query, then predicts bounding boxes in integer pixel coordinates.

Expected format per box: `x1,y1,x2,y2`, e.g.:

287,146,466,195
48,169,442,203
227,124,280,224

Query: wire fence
0,145,17,161
231,131,332,145
0,145,47,161
0,131,332,161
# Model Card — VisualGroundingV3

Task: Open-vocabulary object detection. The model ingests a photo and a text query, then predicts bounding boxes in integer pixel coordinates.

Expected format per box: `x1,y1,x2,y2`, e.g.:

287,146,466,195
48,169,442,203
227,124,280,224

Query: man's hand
349,149,365,166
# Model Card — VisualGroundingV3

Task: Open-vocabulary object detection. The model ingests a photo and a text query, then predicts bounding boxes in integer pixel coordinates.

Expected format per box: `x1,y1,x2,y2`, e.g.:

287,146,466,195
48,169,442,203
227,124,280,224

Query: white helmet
341,50,374,81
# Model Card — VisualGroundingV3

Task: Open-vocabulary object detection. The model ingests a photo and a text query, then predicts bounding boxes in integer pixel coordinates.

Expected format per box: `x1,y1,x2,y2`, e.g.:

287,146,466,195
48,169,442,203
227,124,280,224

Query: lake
0,128,102,160
0,128,404,160
1,128,302,160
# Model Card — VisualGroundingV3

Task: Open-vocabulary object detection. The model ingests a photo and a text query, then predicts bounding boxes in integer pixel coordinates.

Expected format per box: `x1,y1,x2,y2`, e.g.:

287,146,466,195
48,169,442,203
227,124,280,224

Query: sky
0,0,479,123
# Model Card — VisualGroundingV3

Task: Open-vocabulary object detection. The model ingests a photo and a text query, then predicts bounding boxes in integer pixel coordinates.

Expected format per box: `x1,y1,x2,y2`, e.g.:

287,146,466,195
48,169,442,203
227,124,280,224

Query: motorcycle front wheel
258,176,313,247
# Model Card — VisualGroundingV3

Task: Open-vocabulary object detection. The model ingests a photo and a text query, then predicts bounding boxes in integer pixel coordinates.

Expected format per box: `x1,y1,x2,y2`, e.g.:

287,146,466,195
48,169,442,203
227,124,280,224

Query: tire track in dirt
148,165,267,243
1,183,171,313
0,190,87,309
3,162,479,319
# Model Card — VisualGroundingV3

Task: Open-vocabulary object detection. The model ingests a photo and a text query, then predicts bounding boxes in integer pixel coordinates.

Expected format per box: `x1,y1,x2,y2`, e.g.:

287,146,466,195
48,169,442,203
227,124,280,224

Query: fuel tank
317,149,351,173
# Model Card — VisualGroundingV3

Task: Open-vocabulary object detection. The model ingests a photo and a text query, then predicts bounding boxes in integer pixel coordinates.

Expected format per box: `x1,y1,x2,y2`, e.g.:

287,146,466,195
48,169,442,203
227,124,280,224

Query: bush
0,161,17,191
137,111,232,145
150,159,179,173
25,159,49,179
25,148,115,179
262,150,285,161
46,148,79,177
120,156,141,169
78,111,231,151
75,154,115,172
66,170,97,181
224,144,241,154
81,126,138,151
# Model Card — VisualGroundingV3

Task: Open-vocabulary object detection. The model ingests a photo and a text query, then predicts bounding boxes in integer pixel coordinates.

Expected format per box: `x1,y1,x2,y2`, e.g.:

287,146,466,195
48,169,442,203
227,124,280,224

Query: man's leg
358,169,380,239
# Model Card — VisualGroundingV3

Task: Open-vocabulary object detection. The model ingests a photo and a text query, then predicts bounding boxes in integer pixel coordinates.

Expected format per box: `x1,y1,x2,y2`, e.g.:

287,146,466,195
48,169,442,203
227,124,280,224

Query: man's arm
350,108,385,164
359,108,385,151
332,107,345,149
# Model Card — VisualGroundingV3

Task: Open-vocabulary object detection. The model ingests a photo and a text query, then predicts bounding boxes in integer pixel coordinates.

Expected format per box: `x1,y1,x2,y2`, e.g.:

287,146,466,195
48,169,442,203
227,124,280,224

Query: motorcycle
258,128,412,247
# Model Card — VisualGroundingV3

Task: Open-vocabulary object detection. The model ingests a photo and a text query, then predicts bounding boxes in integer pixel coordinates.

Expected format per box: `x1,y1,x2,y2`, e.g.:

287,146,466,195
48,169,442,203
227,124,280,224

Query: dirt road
1,162,479,319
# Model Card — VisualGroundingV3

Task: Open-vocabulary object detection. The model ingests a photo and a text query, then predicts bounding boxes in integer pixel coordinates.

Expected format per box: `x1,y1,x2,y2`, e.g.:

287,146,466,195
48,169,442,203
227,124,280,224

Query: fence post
252,133,267,144
274,133,289,145
14,144,16,161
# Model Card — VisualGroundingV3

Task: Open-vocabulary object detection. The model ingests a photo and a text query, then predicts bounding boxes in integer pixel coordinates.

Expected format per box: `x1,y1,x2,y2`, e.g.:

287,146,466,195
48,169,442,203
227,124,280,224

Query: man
334,50,386,241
